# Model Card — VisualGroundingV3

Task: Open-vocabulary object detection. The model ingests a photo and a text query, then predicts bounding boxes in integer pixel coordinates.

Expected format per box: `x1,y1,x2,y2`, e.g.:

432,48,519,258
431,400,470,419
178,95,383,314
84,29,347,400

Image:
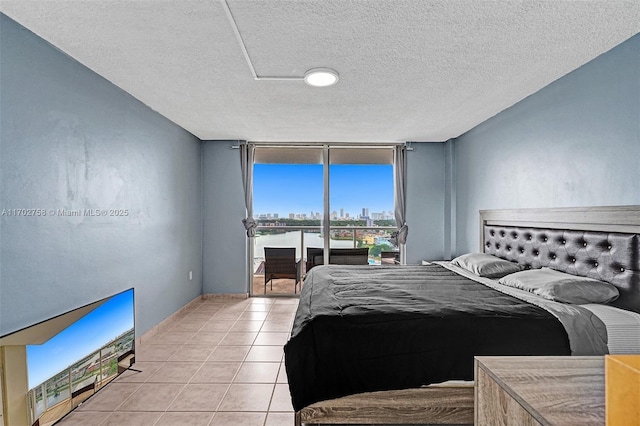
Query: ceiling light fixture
304,68,339,87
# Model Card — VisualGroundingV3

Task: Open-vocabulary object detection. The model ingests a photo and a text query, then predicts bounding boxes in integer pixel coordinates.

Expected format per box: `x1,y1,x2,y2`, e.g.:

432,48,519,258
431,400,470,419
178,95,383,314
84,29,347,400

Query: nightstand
475,356,604,425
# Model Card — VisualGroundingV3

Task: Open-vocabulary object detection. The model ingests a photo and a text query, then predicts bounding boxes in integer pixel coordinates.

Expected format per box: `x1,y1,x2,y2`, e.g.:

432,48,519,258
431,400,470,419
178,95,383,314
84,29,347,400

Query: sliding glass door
328,148,395,258
251,145,398,296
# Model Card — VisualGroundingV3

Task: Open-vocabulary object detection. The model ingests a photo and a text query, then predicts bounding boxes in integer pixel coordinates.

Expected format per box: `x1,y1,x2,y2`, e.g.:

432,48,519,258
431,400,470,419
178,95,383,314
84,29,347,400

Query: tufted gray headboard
480,206,640,313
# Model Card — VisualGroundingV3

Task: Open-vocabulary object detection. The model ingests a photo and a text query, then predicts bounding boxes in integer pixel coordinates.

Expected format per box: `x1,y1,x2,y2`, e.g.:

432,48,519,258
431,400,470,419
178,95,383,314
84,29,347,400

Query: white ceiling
1,1,639,143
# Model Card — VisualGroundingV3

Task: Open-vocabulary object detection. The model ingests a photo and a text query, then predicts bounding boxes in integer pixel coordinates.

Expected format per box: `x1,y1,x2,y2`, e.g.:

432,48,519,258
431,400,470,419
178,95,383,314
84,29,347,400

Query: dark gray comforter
284,264,572,411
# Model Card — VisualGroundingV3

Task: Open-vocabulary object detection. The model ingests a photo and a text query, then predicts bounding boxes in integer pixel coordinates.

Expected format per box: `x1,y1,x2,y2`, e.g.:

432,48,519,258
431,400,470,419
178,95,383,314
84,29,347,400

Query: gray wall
201,141,248,294
0,15,203,337
454,33,640,254
405,142,446,264
200,141,447,290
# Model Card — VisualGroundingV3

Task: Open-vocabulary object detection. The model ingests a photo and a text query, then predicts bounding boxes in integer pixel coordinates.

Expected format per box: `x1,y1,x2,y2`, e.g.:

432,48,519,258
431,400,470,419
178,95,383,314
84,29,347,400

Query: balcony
27,330,134,426
252,225,397,296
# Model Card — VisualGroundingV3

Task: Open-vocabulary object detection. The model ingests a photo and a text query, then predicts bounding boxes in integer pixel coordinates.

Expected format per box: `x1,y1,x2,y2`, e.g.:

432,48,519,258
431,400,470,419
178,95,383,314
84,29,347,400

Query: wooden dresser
475,356,605,426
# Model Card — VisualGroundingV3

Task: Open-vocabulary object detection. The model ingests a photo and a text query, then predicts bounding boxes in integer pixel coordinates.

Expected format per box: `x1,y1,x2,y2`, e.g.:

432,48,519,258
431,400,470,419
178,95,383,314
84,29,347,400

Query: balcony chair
305,247,370,273
264,247,302,294
381,250,400,264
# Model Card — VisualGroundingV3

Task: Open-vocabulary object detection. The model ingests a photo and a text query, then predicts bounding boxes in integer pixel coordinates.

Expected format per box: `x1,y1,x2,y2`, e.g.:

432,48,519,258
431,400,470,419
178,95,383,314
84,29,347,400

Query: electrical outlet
189,271,193,281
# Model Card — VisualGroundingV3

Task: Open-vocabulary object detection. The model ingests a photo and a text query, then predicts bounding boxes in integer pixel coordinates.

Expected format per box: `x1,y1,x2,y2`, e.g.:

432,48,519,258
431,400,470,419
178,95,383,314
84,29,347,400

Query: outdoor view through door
252,145,397,296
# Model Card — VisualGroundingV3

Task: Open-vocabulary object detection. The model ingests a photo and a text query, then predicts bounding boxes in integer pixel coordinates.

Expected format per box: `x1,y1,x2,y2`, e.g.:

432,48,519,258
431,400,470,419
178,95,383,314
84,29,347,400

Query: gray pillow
451,253,523,278
498,268,619,304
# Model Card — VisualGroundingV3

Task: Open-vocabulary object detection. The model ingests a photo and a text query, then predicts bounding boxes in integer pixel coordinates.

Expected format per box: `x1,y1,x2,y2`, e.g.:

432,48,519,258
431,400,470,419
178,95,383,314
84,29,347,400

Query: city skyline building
257,207,393,221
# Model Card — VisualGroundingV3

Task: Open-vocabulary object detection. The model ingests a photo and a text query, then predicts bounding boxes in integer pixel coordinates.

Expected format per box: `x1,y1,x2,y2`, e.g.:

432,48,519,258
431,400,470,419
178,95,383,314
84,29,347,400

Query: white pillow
498,268,619,304
451,253,523,278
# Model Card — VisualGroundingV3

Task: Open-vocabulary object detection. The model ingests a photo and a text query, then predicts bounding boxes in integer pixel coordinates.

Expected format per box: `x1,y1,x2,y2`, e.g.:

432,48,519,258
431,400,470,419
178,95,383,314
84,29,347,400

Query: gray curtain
390,145,408,246
240,141,256,237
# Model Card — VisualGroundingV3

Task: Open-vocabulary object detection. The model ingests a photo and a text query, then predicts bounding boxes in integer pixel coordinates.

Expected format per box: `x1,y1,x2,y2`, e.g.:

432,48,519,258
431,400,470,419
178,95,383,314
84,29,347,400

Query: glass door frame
248,142,403,296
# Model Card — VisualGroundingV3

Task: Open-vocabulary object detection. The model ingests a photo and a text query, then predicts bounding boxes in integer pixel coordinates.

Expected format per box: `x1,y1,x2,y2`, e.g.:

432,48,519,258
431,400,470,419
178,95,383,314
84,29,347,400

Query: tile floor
58,297,299,426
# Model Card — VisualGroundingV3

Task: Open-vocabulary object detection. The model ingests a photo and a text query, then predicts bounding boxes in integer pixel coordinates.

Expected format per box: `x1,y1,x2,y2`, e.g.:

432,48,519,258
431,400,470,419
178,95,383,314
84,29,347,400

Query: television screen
24,288,134,425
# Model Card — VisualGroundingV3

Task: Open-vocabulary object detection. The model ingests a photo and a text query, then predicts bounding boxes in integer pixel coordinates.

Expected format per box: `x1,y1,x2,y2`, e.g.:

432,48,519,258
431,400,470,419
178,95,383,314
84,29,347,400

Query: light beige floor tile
265,411,295,426
244,304,272,312
273,298,299,305
188,331,226,345
56,410,111,425
75,382,140,411
156,411,215,426
112,361,164,383
219,332,258,346
208,345,251,362
239,311,270,320
146,361,202,383
230,320,264,332
269,383,295,412
254,332,289,346
213,310,244,320
189,309,220,318
270,304,298,314
277,363,289,384
190,362,241,383
248,297,276,305
117,383,184,411
218,383,274,412
210,411,266,426
265,312,295,322
261,320,293,332
201,320,236,332
134,344,180,361
217,304,248,313
171,318,209,332
153,330,196,344
101,411,162,426
168,383,229,412
168,344,215,362
245,345,284,362
234,362,280,383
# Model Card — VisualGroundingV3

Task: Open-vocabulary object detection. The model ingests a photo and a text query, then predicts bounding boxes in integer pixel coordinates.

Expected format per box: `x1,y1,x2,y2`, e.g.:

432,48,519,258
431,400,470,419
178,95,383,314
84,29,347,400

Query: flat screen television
18,288,135,425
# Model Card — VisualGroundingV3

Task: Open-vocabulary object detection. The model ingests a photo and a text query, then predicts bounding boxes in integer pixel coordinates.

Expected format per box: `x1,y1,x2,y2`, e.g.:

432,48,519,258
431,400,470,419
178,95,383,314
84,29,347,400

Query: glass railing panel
254,227,322,273
253,226,397,268
255,228,300,274
32,384,44,419
70,352,99,395
116,330,135,355
45,370,70,409
98,350,113,385
70,353,98,409
359,228,395,264
329,229,356,249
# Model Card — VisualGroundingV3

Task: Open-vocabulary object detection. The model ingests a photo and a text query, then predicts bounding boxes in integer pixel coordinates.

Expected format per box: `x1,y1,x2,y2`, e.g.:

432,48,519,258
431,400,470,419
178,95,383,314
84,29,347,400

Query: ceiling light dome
304,68,339,87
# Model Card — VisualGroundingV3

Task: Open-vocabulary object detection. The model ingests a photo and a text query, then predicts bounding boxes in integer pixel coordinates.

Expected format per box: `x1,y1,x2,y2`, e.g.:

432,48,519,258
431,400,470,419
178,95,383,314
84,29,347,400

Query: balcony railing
27,329,134,426
253,225,398,275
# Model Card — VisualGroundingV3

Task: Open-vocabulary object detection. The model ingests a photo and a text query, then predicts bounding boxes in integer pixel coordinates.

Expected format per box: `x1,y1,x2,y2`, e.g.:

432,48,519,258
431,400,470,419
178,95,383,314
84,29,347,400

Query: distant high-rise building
340,208,344,218
362,207,369,217
289,213,295,219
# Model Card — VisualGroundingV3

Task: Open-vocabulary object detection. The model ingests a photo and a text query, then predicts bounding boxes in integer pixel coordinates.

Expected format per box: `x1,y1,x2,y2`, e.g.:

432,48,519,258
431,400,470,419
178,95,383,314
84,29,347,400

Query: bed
283,205,640,423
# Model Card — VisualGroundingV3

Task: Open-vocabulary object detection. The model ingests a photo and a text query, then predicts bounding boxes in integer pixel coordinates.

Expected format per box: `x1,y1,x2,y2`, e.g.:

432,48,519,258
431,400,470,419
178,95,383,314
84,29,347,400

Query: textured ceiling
1,1,639,142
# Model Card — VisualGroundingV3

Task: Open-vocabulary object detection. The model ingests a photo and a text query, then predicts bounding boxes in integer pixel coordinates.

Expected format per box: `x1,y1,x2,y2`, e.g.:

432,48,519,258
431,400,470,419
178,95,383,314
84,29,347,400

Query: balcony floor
252,274,302,297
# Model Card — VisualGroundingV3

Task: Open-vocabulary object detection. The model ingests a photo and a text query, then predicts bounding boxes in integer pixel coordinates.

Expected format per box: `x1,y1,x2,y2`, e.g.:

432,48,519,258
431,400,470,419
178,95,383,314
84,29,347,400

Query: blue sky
27,289,134,389
254,164,394,217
